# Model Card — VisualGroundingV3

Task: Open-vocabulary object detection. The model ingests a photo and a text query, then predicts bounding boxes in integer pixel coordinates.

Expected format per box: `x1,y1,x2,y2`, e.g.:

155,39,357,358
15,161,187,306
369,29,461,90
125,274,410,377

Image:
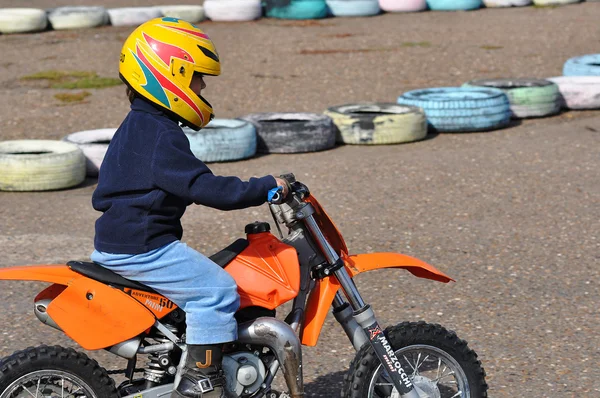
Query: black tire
239,112,336,154
0,345,118,398
342,321,488,398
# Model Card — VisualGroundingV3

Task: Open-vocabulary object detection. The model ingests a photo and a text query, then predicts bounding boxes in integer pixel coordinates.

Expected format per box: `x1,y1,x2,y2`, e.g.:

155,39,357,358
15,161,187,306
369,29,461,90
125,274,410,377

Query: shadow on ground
304,370,346,397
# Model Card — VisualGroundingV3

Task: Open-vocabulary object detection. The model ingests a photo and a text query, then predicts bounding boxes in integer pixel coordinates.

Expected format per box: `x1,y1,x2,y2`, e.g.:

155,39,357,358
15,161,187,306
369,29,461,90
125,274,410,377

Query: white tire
204,0,262,21
158,5,206,23
532,0,579,4
0,140,86,192
547,76,600,110
47,7,108,30
107,7,163,27
378,0,427,12
483,0,531,6
62,129,117,177
0,8,47,34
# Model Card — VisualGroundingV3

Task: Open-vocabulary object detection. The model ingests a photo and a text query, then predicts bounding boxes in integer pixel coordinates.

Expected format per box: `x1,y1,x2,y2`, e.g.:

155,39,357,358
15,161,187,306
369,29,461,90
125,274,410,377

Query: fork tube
303,214,419,398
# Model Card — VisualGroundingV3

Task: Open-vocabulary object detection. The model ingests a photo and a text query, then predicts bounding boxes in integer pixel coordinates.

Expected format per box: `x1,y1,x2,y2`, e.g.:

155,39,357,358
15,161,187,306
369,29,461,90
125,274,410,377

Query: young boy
91,18,287,398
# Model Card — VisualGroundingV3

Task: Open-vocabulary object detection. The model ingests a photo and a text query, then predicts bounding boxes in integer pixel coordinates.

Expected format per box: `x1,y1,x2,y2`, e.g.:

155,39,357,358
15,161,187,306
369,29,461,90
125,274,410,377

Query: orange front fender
300,252,453,347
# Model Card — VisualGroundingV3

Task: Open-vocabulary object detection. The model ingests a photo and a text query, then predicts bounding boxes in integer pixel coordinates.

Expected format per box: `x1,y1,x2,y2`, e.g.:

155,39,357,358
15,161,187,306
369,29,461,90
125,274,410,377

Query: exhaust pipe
237,317,304,398
34,299,62,331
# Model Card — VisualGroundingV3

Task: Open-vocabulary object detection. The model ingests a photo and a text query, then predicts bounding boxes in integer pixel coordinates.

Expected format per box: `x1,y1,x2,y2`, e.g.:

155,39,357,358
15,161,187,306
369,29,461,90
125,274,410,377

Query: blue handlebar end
268,186,283,203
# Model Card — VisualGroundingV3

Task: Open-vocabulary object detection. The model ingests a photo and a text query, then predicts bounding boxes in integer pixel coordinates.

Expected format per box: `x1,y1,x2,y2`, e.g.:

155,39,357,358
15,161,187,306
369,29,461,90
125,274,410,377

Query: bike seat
68,238,250,291
68,260,157,292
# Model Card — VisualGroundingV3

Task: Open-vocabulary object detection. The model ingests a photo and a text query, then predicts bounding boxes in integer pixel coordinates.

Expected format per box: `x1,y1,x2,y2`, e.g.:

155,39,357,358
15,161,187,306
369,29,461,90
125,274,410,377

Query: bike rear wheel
342,321,488,398
0,345,118,398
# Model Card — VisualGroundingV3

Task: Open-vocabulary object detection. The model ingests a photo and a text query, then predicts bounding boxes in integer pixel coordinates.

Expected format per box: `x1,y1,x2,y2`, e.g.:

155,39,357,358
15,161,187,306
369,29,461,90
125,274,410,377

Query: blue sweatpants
91,240,240,344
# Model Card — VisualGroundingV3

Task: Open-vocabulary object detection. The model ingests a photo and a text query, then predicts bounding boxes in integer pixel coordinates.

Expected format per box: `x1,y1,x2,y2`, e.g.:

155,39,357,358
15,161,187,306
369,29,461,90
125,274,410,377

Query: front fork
304,215,419,398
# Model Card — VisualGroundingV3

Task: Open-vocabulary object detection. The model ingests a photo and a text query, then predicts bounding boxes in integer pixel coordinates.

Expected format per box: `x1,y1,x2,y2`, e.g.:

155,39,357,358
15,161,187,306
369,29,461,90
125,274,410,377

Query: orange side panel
47,277,155,350
123,288,178,318
0,265,80,285
301,277,341,347
226,232,300,310
300,252,453,346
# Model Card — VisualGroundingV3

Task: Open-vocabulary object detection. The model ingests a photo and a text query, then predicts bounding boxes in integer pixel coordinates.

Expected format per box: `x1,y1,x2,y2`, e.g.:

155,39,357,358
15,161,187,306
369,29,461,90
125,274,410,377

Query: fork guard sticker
364,323,413,393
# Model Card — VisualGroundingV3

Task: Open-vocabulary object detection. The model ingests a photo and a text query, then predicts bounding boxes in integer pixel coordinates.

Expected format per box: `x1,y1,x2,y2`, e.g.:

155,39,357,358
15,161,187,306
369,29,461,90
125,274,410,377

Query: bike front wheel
342,321,488,398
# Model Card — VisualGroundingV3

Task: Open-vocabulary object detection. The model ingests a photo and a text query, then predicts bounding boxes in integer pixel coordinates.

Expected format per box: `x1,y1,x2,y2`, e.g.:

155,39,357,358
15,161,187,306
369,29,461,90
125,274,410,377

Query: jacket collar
131,97,165,115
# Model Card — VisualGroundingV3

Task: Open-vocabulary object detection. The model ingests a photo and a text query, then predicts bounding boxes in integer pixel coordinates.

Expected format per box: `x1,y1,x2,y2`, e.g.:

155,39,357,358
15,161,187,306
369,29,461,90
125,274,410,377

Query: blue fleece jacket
92,98,276,254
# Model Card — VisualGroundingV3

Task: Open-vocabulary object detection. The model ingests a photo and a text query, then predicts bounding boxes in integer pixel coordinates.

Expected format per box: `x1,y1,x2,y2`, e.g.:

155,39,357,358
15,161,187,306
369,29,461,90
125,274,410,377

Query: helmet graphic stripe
130,49,170,109
143,32,195,66
136,45,204,124
160,25,210,41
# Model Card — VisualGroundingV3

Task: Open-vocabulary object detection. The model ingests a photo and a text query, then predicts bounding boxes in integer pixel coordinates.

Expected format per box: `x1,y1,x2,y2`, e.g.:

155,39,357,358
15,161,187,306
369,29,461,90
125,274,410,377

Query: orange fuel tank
225,231,300,310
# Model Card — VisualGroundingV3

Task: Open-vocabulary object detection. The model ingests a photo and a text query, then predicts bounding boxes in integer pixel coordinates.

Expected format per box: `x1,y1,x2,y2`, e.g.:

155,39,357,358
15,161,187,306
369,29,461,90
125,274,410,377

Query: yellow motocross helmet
119,17,221,130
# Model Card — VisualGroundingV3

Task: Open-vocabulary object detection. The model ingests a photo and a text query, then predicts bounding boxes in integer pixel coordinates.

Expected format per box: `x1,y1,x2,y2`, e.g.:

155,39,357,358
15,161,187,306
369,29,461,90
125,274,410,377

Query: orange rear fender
0,264,81,285
300,252,453,347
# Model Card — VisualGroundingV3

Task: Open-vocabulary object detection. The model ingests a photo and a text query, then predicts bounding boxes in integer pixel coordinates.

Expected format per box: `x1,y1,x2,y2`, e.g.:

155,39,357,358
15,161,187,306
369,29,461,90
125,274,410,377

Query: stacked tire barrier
2,5,600,191
0,0,594,33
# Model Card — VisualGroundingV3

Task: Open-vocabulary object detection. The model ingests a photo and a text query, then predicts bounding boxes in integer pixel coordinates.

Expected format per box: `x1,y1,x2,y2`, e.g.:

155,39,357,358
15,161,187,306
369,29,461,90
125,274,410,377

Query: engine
223,351,268,397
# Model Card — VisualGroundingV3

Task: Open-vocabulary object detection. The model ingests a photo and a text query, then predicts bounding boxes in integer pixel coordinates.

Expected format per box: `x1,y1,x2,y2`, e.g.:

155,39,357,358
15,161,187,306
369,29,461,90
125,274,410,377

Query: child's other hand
274,177,290,197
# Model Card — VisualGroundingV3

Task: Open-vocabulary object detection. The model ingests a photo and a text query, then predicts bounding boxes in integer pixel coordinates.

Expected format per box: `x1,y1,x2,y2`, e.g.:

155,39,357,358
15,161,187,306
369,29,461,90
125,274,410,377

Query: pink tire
378,0,427,12
547,76,600,110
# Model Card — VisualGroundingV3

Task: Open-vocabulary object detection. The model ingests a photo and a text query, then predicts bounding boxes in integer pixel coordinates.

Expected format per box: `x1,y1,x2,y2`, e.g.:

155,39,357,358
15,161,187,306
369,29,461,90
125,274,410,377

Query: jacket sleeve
151,129,277,210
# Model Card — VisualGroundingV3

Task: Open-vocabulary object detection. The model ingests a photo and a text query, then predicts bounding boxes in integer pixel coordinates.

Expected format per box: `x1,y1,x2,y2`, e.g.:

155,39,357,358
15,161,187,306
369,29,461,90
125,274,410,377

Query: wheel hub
388,375,441,398
412,375,441,398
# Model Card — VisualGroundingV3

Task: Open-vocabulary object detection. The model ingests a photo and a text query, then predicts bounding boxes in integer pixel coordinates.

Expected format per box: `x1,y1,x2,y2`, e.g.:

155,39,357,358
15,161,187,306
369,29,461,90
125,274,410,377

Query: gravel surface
1,2,599,397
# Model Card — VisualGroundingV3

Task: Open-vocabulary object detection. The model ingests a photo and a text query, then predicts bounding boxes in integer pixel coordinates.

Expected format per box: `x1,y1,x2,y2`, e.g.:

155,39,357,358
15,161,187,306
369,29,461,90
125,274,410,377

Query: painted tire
378,0,427,12
326,0,381,16
426,0,483,10
563,54,600,77
204,0,262,21
547,76,600,110
483,0,531,6
107,7,163,27
47,7,108,30
532,0,579,5
264,0,329,19
396,87,511,133
0,140,86,192
0,8,47,34
324,103,427,145
62,128,116,177
182,119,257,162
240,113,335,153
463,79,561,118
158,5,205,23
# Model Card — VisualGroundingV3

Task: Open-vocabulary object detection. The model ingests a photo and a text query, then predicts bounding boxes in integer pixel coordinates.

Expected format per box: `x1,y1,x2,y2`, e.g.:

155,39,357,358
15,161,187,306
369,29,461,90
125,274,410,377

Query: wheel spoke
412,352,422,377
431,369,456,383
19,385,37,398
449,390,463,398
403,354,416,373
35,378,41,398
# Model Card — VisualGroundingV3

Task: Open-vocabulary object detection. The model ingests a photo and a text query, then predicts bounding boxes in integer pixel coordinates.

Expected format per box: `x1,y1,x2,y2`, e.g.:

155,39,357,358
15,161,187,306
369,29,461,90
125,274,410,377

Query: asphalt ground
1,2,599,397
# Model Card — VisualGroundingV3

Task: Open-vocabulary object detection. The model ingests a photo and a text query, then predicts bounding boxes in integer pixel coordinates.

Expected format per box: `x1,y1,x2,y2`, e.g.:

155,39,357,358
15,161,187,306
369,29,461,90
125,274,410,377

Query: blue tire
326,0,381,16
183,119,257,163
397,87,511,133
563,54,600,77
426,0,483,10
264,0,329,19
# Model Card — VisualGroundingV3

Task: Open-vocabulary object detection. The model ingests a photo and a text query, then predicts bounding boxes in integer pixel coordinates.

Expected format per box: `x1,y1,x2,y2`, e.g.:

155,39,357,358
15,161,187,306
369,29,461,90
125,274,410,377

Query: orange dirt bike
0,173,487,398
